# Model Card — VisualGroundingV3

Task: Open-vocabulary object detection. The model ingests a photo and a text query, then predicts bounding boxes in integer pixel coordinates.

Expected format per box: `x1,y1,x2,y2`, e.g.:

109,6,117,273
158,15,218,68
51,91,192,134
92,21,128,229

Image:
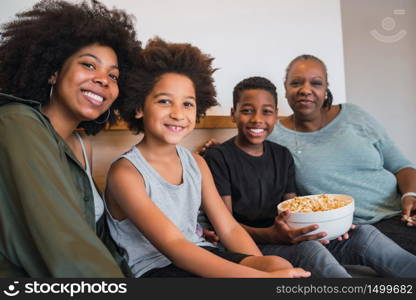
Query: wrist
401,192,416,202
264,226,281,244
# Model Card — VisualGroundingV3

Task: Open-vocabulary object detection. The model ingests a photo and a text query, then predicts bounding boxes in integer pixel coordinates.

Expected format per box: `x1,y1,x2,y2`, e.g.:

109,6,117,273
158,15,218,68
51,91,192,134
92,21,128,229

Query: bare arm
219,195,275,244
193,154,263,256
396,167,416,223
106,158,269,278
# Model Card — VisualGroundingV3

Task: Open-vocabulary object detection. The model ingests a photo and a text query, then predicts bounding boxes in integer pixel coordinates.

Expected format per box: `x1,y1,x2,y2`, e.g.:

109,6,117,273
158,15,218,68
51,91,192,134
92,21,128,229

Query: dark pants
373,215,416,256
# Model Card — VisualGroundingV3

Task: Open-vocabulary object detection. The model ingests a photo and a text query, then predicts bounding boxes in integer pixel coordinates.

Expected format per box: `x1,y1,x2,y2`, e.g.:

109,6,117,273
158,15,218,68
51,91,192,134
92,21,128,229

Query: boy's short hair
120,37,218,134
232,76,278,109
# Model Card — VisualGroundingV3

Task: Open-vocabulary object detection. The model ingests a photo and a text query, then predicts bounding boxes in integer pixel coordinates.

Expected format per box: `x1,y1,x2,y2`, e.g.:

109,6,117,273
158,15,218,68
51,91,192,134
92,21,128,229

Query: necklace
292,112,326,154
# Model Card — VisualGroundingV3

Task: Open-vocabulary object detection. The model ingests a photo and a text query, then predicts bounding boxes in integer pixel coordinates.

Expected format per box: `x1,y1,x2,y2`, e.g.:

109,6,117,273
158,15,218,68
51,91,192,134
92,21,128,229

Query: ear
284,81,289,99
48,72,58,85
230,107,236,123
135,108,143,119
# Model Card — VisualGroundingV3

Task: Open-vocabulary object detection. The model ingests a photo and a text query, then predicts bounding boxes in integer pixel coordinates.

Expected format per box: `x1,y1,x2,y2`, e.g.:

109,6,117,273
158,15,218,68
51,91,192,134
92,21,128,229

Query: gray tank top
106,145,212,277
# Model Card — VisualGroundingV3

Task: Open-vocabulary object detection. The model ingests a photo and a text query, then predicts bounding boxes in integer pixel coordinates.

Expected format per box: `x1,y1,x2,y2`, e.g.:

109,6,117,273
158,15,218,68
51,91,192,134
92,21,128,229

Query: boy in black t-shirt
204,81,297,229
203,77,325,243
202,77,385,278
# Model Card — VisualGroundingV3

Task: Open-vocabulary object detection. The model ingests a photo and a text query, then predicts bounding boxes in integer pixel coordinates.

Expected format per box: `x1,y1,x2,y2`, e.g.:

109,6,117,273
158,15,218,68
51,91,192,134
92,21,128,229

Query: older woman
0,0,141,277
268,54,416,255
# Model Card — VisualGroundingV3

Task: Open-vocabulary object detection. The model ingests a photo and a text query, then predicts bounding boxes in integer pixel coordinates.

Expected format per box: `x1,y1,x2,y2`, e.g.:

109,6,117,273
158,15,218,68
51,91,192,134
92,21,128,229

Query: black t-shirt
203,137,297,228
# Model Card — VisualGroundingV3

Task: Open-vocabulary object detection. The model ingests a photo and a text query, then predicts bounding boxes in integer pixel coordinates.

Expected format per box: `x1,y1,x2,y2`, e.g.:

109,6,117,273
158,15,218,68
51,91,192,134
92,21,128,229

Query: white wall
1,0,346,115
341,0,415,162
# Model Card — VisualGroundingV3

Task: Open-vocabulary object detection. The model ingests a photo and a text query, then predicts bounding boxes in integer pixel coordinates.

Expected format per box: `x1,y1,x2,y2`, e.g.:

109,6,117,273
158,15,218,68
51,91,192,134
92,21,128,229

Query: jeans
258,225,416,278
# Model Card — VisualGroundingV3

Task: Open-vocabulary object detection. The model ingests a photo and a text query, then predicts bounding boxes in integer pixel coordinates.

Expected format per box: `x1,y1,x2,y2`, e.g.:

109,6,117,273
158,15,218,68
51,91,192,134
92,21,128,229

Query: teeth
167,125,184,132
249,128,264,133
83,91,103,103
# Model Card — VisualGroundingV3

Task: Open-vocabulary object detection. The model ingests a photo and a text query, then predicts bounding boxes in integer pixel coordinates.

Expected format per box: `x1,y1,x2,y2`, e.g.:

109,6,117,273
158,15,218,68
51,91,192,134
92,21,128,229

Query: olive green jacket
0,93,129,277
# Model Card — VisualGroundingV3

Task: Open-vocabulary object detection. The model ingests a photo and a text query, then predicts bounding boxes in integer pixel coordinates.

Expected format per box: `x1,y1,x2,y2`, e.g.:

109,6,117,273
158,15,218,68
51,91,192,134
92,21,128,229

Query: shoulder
0,103,43,124
0,103,52,139
341,103,384,130
268,121,289,143
191,152,211,177
342,103,371,118
0,103,58,151
265,140,292,157
192,152,206,167
204,137,235,159
107,156,144,188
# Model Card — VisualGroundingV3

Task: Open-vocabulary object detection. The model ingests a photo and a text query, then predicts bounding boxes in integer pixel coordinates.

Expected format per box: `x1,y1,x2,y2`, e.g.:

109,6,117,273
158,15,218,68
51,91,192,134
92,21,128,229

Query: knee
263,255,293,270
353,224,380,241
295,240,327,257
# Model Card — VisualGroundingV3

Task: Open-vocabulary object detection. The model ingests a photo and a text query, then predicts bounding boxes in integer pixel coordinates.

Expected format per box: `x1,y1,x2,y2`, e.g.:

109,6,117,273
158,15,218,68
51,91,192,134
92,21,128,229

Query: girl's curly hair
0,0,142,134
119,37,218,134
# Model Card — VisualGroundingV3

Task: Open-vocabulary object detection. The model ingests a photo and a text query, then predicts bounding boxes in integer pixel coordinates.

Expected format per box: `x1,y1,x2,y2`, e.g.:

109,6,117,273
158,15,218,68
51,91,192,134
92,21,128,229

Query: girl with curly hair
0,0,141,277
105,38,310,278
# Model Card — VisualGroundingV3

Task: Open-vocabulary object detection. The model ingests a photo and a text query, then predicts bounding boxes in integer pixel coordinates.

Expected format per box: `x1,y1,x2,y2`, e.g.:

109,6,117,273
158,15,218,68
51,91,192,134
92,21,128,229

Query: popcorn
280,194,352,213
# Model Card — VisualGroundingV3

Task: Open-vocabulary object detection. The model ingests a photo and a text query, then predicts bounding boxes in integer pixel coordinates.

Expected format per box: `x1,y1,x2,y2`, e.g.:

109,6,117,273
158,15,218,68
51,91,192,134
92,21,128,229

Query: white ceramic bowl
277,194,355,240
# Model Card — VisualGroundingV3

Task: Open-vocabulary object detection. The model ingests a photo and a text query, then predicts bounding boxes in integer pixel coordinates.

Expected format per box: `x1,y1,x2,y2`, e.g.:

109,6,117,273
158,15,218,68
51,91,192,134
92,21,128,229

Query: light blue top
106,145,212,277
268,103,415,224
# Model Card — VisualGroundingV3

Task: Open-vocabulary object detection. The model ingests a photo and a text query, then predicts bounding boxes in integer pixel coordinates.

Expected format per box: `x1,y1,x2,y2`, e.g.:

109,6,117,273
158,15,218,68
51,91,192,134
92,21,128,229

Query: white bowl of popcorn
277,194,355,240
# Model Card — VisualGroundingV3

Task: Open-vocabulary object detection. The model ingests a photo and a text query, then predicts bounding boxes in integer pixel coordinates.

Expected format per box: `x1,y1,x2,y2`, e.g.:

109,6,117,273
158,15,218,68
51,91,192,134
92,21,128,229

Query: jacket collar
0,92,84,169
0,92,41,107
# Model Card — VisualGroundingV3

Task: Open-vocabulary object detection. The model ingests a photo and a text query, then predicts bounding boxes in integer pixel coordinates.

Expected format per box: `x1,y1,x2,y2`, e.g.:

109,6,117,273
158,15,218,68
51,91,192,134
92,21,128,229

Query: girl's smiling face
136,73,197,145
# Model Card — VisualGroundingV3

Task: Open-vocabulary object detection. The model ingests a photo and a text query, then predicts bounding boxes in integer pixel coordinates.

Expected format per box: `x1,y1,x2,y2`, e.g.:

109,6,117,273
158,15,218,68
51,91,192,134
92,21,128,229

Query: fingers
206,231,219,239
210,139,219,146
401,197,415,220
294,231,327,244
269,268,311,278
292,224,319,235
198,139,217,154
336,232,349,241
291,268,311,278
288,223,326,244
202,229,219,245
205,139,219,148
403,215,416,227
275,210,290,222
211,233,219,242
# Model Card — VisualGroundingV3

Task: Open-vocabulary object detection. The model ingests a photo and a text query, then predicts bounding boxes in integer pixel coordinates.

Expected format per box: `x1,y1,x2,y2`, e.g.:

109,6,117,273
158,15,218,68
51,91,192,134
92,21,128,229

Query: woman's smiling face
48,43,120,123
285,59,328,117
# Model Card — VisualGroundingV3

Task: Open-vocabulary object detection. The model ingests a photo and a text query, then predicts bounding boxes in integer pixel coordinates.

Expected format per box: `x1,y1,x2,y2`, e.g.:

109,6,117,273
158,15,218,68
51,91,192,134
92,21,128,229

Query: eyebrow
240,103,275,108
78,53,119,70
154,92,196,100
290,75,324,80
240,104,276,111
